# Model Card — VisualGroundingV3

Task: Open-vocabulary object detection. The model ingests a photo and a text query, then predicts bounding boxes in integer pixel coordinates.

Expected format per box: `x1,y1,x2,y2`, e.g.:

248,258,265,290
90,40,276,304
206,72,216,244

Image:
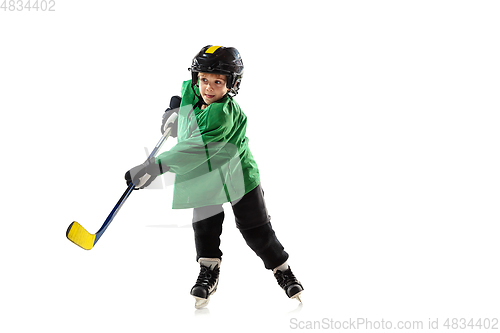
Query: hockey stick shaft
67,113,178,250
93,124,174,243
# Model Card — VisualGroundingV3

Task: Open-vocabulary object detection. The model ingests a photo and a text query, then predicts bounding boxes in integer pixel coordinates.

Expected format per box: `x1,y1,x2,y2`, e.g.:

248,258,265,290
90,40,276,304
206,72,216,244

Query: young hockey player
125,45,303,308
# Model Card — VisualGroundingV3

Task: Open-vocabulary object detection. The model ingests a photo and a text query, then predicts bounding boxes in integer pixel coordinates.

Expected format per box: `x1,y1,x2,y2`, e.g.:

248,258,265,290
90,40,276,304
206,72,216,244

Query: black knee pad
239,222,289,270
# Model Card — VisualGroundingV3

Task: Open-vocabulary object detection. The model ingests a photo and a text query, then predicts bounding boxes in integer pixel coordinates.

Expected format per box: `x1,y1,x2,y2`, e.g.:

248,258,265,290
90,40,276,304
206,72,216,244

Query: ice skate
190,258,220,309
274,264,304,303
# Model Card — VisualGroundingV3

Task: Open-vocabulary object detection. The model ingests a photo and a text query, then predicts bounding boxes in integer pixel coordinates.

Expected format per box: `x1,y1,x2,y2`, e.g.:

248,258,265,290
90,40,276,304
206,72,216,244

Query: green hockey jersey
155,80,260,209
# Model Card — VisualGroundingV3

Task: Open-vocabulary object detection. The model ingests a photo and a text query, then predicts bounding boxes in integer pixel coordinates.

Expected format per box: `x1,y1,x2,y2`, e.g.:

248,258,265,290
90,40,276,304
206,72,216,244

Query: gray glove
124,157,169,190
161,95,181,137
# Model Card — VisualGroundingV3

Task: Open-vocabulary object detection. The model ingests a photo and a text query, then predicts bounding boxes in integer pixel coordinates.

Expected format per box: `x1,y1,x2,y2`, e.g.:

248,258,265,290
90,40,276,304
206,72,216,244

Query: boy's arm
155,106,235,176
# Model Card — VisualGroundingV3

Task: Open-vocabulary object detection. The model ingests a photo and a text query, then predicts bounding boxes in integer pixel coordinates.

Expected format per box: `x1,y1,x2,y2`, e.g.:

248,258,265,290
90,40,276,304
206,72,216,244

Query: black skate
190,258,220,309
274,266,304,303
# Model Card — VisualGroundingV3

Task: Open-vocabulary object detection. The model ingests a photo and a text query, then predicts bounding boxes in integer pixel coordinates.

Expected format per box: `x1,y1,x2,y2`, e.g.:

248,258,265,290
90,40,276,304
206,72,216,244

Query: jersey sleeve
155,101,235,176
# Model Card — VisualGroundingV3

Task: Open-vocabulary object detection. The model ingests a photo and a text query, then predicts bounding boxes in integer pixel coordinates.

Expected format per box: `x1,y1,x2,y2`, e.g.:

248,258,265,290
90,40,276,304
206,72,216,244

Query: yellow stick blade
66,221,96,250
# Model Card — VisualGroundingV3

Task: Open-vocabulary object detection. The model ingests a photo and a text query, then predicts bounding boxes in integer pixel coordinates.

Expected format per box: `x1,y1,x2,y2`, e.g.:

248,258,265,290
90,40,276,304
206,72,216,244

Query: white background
1,1,499,332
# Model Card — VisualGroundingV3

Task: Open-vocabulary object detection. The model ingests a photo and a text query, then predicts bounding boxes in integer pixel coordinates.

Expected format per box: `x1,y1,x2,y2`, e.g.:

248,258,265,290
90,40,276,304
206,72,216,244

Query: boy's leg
231,184,289,270
190,205,224,308
232,184,304,301
192,204,224,261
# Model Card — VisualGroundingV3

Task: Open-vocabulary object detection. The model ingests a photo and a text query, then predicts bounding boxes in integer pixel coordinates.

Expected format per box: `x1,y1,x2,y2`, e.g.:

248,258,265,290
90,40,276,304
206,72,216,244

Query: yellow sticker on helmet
205,46,222,54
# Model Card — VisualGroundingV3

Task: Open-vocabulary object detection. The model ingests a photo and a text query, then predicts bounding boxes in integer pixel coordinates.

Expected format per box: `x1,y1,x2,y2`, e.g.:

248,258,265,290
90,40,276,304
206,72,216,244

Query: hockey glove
161,95,182,137
124,157,170,190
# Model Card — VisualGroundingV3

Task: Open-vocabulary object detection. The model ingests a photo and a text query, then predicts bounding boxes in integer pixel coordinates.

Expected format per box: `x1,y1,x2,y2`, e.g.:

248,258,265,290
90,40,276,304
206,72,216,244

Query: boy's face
198,73,229,105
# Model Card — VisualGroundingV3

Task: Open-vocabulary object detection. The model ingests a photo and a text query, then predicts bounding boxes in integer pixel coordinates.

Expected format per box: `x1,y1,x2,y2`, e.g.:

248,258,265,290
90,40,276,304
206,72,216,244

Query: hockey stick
66,113,178,250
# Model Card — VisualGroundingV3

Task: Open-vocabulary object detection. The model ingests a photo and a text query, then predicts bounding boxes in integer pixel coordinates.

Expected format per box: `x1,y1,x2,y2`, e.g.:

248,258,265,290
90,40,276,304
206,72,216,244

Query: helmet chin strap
191,83,208,107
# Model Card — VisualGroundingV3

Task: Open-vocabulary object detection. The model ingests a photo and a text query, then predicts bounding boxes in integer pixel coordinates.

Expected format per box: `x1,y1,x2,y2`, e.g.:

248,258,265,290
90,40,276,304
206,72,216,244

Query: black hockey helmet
189,45,244,96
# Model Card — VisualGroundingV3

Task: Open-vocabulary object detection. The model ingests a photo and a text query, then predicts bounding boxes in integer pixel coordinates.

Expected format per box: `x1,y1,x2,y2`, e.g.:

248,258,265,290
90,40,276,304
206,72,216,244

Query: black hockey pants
192,184,289,270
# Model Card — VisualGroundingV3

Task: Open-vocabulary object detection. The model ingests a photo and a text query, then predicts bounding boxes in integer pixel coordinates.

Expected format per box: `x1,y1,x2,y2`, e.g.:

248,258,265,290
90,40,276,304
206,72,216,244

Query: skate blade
292,291,303,303
194,296,210,309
